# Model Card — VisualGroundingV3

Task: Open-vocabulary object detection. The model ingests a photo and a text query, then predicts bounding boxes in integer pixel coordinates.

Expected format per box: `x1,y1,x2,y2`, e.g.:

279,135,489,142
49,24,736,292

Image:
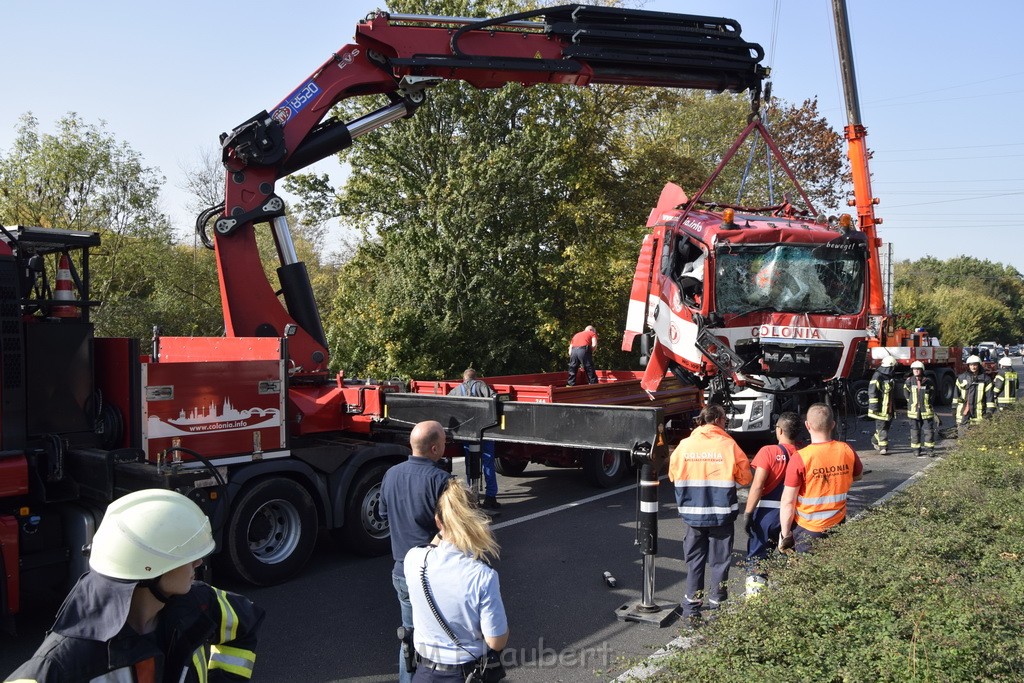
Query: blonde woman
403,478,509,681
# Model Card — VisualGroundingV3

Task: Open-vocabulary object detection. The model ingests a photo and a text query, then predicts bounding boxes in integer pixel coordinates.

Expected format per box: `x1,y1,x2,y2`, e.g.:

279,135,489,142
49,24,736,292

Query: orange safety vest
794,441,857,533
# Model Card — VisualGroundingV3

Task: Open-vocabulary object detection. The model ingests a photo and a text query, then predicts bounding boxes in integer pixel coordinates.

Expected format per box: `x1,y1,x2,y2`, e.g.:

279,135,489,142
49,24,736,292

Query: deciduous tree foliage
0,113,223,339
892,256,1024,345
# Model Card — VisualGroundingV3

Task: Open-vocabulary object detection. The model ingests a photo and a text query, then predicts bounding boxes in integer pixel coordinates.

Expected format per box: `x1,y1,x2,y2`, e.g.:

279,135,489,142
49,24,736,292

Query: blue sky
3,1,1022,271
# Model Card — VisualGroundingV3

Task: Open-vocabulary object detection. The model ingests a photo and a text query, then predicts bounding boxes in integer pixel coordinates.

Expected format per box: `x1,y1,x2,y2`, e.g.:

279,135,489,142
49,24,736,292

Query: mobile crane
1,5,766,625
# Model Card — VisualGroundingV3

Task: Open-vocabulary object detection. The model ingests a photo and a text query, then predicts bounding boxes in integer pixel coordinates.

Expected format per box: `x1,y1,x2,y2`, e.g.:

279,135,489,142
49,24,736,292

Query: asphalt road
0,399,957,683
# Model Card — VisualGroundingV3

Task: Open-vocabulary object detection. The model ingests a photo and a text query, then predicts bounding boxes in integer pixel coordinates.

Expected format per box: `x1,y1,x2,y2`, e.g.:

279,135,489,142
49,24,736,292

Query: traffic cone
52,254,78,318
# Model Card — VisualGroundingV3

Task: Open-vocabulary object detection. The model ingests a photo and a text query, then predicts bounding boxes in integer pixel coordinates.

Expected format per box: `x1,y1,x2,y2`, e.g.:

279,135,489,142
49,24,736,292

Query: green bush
649,408,1024,682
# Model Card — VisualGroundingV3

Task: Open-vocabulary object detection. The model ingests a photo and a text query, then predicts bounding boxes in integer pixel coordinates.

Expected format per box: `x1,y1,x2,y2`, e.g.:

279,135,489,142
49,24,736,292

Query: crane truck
0,5,766,627
621,0,956,437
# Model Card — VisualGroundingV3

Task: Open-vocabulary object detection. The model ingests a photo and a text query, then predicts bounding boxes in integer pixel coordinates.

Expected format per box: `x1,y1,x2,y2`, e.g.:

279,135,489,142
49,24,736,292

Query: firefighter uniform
953,369,995,437
4,573,262,683
668,421,752,619
867,364,897,454
903,373,936,457
993,366,1018,410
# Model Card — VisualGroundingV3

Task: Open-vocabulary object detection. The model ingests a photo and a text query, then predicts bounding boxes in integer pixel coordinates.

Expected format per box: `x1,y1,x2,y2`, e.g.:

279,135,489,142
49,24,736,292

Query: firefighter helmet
911,360,925,370
89,489,215,580
999,356,1013,367
880,356,897,368
966,355,982,365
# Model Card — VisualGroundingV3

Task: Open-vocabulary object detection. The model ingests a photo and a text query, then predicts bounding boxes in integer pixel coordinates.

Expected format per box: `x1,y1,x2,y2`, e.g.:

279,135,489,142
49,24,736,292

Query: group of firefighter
868,354,1019,455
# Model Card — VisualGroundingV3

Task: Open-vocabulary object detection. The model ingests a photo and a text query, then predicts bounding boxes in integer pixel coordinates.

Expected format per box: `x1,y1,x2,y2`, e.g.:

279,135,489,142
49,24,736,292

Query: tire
336,464,391,557
849,380,870,415
937,371,956,406
222,478,318,586
582,449,631,488
494,456,528,477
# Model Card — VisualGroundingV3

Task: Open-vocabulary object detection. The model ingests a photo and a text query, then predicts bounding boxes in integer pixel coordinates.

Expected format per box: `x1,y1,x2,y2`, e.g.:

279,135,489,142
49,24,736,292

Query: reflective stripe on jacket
794,442,857,533
668,423,752,527
994,370,1018,406
867,372,895,420
954,371,995,423
3,574,263,683
903,375,935,419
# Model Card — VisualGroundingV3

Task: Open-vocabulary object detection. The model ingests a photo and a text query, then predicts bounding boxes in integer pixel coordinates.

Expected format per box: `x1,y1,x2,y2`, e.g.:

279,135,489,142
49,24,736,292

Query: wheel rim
360,482,389,540
854,388,869,412
600,450,623,477
246,498,302,565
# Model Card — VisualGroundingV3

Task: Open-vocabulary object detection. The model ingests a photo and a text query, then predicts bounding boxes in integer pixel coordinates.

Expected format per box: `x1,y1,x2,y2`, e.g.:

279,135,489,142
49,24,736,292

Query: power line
872,153,1024,162
865,71,1024,105
885,190,1024,208
875,178,1024,184
878,142,1024,153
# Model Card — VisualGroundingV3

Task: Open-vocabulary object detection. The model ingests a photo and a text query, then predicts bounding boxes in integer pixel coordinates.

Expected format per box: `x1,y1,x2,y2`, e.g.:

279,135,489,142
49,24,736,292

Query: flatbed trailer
407,371,701,487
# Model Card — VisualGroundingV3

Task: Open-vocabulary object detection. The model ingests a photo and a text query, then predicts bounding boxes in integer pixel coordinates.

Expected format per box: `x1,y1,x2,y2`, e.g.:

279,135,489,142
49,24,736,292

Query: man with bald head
380,420,451,682
778,404,863,554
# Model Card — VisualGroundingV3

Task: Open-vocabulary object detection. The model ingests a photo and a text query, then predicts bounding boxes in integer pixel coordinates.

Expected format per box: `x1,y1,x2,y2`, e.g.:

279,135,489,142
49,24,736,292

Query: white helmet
880,356,897,368
89,489,215,580
966,355,982,365
910,360,925,370
999,357,1013,367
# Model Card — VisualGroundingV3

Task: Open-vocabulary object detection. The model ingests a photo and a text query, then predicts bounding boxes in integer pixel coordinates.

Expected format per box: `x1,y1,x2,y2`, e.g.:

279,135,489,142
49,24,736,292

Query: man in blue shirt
380,420,452,683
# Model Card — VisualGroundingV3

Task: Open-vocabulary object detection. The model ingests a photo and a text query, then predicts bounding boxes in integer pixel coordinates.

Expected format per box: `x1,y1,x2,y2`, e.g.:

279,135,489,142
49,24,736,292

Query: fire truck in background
0,5,764,625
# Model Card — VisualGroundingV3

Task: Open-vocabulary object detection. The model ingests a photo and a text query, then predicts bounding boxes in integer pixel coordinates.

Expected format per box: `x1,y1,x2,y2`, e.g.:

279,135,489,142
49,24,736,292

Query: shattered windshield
714,243,865,315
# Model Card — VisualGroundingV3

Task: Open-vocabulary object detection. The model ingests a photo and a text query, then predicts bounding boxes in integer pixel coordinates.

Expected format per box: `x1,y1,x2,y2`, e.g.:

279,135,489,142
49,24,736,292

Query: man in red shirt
567,325,598,386
779,403,863,553
742,411,800,594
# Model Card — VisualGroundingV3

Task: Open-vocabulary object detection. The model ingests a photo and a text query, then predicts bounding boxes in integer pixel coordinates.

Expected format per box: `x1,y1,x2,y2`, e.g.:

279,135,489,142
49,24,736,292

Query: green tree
893,256,1024,344
0,113,222,339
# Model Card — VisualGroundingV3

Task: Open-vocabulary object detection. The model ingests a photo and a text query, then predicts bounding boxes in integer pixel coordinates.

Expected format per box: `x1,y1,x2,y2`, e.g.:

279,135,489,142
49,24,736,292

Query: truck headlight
749,401,765,428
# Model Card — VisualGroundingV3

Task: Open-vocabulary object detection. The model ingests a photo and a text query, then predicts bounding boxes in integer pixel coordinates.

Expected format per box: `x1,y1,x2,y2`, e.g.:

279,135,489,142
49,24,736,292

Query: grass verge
648,408,1024,682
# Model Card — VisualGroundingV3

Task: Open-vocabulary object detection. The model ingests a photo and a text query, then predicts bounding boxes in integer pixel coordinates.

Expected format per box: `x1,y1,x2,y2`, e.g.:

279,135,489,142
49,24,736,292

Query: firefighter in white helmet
953,355,995,438
992,356,1018,410
868,356,898,455
903,360,936,457
4,489,264,683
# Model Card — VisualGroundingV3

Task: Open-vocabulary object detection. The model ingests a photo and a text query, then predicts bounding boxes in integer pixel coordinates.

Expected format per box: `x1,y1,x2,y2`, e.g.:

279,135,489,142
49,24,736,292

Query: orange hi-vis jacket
668,423,752,527
793,441,858,533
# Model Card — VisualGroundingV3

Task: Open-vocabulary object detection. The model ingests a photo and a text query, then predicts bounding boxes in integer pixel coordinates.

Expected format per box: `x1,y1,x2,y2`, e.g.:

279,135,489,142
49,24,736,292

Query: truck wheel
583,449,630,488
495,456,528,476
849,380,870,415
335,464,391,557
937,371,956,406
222,478,317,586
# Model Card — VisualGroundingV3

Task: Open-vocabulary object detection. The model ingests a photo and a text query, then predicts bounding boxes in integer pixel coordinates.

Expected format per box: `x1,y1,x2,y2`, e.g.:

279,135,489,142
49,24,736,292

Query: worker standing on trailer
448,368,501,510
4,489,263,683
668,404,752,627
954,355,995,438
868,356,898,455
381,421,452,683
993,356,1018,410
904,360,937,458
566,326,599,386
742,411,800,596
778,404,863,554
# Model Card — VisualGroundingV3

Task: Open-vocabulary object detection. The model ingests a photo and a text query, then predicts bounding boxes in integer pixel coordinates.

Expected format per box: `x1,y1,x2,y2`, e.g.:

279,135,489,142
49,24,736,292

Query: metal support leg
466,442,482,504
616,457,678,627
